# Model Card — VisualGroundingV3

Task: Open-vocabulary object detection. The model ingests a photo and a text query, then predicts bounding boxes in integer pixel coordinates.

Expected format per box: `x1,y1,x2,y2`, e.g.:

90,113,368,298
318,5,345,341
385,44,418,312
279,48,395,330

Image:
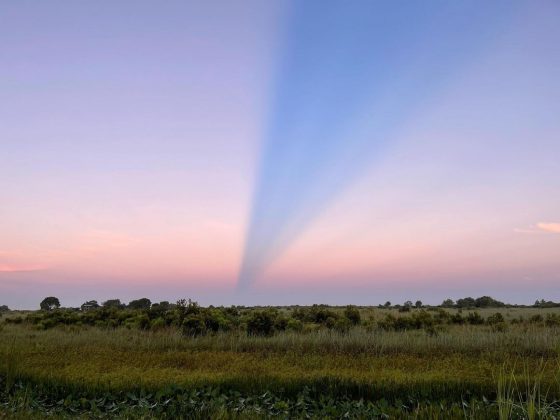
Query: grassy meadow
1,301,560,418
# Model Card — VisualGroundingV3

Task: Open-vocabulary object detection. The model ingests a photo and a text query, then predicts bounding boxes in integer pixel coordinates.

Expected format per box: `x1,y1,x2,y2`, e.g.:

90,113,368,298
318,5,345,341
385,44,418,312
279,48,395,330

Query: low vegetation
1,296,559,418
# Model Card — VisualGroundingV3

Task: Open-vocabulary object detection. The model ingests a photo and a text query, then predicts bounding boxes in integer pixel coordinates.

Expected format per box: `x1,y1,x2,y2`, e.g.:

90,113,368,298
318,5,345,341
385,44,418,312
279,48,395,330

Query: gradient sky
1,1,559,309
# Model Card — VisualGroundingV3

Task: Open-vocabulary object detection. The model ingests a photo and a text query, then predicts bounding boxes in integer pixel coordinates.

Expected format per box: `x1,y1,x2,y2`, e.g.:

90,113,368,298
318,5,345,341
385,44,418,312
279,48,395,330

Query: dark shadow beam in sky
238,0,516,290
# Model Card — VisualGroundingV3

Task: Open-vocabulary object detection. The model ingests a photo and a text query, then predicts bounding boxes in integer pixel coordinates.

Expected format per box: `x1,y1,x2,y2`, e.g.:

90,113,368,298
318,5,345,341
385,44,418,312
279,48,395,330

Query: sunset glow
1,0,559,308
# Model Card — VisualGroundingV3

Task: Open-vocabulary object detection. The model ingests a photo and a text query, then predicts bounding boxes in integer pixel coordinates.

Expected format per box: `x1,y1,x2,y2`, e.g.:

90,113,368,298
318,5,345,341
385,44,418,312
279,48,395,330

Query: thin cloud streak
537,222,560,234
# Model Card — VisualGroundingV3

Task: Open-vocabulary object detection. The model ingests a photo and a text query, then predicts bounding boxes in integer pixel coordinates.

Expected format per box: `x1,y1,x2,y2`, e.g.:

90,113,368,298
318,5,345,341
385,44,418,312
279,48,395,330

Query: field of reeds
1,303,560,418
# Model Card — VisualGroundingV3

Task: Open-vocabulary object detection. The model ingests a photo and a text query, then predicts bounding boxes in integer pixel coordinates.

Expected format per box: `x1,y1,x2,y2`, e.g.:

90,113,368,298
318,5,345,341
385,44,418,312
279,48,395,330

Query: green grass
1,307,560,418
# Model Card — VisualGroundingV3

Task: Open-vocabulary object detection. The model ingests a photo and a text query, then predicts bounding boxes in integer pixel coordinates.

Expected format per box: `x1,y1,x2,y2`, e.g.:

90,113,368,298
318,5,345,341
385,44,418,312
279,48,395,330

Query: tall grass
495,362,560,419
1,338,21,393
2,323,558,357
1,318,560,418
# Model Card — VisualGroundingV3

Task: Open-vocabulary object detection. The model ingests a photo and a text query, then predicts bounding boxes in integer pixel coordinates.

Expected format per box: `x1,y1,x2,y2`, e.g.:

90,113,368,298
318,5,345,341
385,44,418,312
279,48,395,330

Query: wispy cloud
0,264,46,273
515,222,560,235
537,222,560,234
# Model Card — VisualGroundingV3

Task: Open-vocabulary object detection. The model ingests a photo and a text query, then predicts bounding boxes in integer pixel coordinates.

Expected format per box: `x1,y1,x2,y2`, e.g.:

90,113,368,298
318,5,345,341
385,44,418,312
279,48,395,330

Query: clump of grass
1,338,22,393
496,366,516,420
495,362,560,419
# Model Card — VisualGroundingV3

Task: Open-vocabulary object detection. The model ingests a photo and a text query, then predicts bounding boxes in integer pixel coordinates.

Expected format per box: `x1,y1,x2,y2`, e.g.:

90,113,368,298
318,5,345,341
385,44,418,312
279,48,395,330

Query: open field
1,305,560,418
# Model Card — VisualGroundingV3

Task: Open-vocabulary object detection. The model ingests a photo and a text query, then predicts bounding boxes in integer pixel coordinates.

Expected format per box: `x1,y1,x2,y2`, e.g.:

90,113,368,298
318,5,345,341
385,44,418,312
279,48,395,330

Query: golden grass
1,323,559,401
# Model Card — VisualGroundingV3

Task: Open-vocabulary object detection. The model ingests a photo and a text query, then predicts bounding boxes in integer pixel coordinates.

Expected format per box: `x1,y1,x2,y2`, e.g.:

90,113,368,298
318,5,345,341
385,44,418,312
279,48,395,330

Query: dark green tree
102,299,124,309
456,297,476,308
474,296,504,308
128,298,151,310
40,296,60,311
81,300,100,311
442,298,455,307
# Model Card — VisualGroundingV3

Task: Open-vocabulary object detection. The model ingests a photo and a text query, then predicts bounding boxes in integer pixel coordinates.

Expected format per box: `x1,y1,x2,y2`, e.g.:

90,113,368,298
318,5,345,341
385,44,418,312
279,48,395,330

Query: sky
1,1,559,309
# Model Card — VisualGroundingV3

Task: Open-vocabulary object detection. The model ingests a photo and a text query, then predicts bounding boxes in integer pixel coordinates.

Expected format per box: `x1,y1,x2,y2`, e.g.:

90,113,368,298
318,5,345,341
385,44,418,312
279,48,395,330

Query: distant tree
415,300,422,308
343,305,361,325
176,299,200,317
534,299,541,307
128,298,151,310
0,305,9,312
442,299,455,307
158,301,171,310
456,297,476,308
102,299,124,309
384,301,391,308
475,296,504,308
404,300,413,308
81,300,100,311
40,297,60,311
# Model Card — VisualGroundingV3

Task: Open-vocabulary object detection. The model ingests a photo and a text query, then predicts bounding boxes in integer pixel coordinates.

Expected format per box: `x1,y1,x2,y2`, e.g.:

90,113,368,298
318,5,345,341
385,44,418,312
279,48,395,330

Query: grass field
1,305,560,418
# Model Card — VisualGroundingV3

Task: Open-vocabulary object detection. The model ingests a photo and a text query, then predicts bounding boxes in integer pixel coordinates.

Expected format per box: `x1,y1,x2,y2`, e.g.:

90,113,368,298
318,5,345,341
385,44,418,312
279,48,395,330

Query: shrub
151,317,166,331
486,312,505,325
308,305,339,324
274,315,289,332
246,310,276,336
334,317,351,334
411,310,434,328
325,316,337,329
449,313,465,324
545,313,560,327
182,315,207,337
343,305,361,325
529,314,543,324
286,318,303,332
204,309,232,332
377,314,397,331
466,312,484,325
136,314,151,330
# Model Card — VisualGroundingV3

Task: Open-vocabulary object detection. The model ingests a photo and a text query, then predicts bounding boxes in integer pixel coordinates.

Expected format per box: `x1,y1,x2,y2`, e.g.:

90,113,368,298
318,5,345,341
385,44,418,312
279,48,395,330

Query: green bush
151,317,166,331
545,313,560,327
529,314,543,324
286,318,303,332
182,315,207,337
343,305,361,325
334,317,352,334
466,312,484,325
486,312,505,325
246,310,276,336
325,316,337,329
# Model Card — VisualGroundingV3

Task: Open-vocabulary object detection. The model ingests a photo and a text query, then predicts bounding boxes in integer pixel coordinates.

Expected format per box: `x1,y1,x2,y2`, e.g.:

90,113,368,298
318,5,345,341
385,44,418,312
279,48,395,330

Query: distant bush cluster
2,295,559,336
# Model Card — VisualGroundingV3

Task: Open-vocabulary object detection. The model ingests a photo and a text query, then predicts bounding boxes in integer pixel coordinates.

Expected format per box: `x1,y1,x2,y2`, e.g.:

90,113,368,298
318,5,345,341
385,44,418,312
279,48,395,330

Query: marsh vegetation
1,298,559,418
